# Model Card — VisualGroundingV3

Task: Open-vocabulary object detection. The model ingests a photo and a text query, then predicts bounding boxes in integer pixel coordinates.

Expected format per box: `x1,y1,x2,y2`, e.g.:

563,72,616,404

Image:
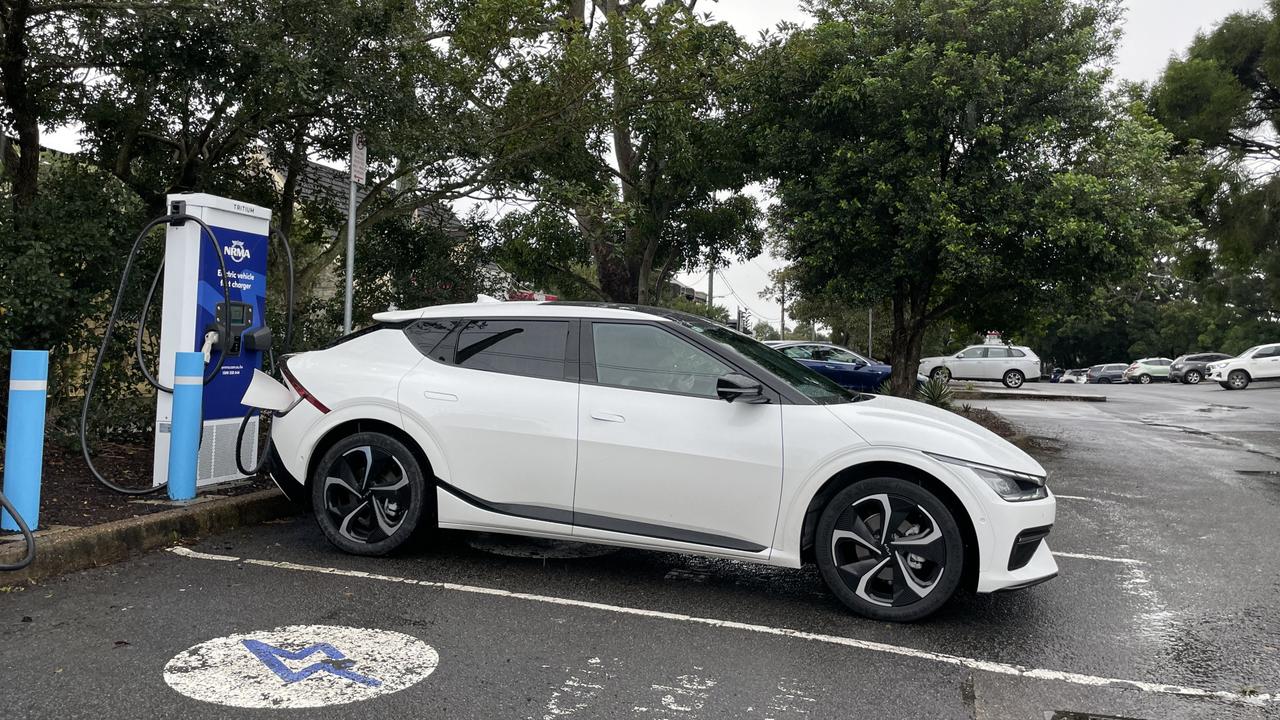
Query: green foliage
740,0,1196,395
915,378,954,409
753,321,781,342
658,296,730,325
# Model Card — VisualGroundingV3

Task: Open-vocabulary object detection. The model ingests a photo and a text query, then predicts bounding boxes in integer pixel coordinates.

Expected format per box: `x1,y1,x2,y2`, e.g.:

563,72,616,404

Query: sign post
344,132,367,334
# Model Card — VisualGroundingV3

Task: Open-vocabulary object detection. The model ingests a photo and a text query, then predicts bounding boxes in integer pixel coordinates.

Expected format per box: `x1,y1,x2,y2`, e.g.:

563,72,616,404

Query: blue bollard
3,350,49,532
167,351,204,501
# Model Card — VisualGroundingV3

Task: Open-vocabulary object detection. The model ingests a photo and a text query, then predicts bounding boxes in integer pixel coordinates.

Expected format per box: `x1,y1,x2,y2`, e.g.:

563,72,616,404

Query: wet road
2,381,1278,719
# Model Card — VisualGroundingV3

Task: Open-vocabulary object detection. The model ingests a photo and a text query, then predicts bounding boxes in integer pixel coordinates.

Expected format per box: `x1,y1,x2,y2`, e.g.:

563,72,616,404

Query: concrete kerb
952,389,1106,402
0,488,295,584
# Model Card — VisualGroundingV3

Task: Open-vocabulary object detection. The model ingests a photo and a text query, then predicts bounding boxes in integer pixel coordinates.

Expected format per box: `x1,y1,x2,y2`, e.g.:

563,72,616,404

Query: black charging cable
80,213,232,495
0,490,36,571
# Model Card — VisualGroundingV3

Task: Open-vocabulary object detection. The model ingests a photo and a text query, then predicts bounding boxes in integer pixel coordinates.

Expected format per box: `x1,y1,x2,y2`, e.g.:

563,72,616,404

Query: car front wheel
1002,370,1025,389
930,367,951,383
815,478,964,622
1184,370,1202,385
311,431,428,556
1226,370,1250,390
1138,374,1152,384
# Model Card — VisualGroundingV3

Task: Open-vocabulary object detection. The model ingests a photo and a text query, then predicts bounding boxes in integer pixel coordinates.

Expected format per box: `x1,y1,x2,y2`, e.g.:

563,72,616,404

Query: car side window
986,347,1010,359
782,346,813,360
823,347,860,363
592,323,731,398
958,347,986,359
1007,348,1026,358
455,319,569,380
1256,345,1280,358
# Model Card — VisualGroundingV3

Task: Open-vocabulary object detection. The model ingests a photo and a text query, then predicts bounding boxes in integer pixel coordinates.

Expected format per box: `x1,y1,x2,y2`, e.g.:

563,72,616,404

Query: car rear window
455,319,569,380
404,319,458,361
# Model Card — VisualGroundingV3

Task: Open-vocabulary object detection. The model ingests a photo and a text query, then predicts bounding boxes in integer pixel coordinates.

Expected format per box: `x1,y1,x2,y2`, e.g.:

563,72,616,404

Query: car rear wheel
311,432,428,556
1138,374,1152,384
1099,378,1112,384
1184,370,1202,385
815,478,964,622
1226,370,1250,390
930,367,951,383
1002,369,1025,389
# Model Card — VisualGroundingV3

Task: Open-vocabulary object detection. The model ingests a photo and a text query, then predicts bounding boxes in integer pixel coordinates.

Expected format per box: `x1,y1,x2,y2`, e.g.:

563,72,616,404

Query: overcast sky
686,0,1269,332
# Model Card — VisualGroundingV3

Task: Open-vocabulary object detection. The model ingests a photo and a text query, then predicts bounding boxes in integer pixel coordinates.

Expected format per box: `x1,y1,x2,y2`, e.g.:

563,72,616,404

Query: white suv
1207,343,1280,390
918,344,1042,389
251,302,1057,621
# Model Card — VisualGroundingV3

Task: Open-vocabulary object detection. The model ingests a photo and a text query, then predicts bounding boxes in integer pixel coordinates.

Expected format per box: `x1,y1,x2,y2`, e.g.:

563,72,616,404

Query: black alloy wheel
816,478,964,622
1184,370,1202,385
311,432,428,556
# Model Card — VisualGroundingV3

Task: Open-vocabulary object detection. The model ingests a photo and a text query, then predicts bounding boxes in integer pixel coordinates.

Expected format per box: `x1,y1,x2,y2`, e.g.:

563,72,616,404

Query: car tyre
1099,378,1112,384
1226,370,1250,390
930,367,951,383
815,478,964,622
1001,370,1025,389
1138,374,1152,385
1184,370,1202,385
311,431,428,556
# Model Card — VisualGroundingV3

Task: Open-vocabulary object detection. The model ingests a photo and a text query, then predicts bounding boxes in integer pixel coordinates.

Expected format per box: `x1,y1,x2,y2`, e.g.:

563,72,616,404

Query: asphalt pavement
2,379,1278,719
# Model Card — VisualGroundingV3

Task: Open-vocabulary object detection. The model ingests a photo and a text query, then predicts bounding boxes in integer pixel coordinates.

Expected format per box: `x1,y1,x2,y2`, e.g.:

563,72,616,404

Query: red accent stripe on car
280,361,330,414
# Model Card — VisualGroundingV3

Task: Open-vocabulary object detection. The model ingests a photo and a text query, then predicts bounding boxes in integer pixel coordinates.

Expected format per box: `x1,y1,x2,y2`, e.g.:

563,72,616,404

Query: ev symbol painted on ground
164,625,438,708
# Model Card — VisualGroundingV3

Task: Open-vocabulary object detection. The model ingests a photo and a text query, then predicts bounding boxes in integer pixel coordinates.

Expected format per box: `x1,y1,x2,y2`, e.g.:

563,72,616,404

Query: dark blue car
767,341,895,392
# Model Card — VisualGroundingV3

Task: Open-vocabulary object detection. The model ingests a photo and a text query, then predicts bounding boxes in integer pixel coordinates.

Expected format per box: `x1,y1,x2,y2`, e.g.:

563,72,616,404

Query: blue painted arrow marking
241,639,382,687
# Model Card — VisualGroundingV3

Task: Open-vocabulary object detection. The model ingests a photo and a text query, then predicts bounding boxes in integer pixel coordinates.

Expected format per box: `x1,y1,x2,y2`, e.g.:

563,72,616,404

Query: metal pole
867,308,873,357
779,276,786,339
343,180,357,334
167,351,204,502
707,263,714,309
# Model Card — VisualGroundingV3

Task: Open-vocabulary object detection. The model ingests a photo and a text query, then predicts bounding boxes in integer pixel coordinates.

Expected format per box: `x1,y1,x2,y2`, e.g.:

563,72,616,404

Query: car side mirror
717,373,766,403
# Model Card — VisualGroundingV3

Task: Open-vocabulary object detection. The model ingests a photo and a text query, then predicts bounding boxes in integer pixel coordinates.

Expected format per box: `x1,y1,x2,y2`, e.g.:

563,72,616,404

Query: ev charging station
152,193,272,489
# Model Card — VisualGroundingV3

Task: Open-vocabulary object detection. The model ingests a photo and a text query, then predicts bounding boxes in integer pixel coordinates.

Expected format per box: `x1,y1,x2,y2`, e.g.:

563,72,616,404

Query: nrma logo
224,240,251,263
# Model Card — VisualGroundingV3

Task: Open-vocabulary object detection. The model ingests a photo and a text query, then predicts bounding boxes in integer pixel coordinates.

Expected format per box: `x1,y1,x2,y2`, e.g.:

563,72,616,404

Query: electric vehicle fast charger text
251,302,1057,621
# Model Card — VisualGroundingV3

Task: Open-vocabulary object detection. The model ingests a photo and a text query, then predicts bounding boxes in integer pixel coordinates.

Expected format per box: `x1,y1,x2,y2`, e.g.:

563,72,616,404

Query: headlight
926,452,1049,502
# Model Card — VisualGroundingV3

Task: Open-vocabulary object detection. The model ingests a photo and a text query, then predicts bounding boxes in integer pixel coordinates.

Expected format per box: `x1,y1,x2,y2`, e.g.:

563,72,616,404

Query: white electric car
260,302,1057,621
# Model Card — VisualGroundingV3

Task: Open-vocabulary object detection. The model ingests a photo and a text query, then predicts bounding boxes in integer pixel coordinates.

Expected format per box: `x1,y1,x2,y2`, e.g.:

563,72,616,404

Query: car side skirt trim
435,479,767,553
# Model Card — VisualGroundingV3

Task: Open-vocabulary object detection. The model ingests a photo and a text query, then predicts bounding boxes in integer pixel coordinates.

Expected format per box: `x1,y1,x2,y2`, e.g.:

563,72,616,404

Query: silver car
918,344,1042,389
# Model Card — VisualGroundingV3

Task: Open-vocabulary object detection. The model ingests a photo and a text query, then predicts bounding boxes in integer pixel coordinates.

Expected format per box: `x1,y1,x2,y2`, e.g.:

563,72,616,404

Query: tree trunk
887,291,926,397
1,0,40,211
276,119,309,238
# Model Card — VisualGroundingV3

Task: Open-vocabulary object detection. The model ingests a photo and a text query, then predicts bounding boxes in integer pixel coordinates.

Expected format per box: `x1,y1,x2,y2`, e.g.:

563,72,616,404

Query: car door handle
590,411,625,423
422,390,458,402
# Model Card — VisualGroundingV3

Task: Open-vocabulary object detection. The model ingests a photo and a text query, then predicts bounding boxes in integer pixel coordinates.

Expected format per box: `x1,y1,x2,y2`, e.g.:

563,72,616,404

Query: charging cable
0,490,36,571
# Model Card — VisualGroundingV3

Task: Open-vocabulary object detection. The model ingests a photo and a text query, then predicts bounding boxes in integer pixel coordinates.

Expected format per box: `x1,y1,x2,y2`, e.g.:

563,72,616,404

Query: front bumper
972,489,1058,594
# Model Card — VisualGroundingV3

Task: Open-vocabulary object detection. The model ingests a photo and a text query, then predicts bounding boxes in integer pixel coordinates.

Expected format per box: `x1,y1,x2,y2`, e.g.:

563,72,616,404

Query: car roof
373,300,687,323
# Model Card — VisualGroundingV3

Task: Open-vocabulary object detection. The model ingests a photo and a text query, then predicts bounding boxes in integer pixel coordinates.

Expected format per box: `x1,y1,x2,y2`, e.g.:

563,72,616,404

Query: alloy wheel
1185,370,1202,384
1228,371,1249,390
931,367,950,383
1139,374,1152,384
1003,370,1024,388
829,494,947,608
323,446,413,544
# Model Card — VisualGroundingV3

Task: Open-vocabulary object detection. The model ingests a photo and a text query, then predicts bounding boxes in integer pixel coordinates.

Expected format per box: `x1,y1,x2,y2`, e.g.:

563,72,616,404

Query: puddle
1236,469,1280,479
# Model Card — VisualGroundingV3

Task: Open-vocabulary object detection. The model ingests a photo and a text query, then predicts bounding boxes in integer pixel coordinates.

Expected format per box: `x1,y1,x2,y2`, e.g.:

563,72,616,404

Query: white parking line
1053,494,1098,502
168,547,1272,705
1052,551,1148,566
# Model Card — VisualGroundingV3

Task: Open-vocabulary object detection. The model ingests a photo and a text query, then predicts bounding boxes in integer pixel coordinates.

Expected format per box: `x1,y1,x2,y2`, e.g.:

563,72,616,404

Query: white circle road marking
164,625,438,709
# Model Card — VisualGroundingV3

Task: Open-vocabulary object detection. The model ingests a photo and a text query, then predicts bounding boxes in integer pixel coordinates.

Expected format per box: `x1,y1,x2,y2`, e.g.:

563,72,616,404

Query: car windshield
674,318,856,404
1239,345,1263,358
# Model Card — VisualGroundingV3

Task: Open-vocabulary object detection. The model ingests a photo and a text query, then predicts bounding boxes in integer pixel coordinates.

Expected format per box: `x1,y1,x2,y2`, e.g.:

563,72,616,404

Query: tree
742,0,1196,394
1152,4,1280,316
498,0,764,305
752,321,780,341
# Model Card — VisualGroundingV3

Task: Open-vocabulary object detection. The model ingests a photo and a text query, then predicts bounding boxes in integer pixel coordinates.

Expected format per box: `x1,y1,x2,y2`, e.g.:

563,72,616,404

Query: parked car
1122,357,1174,384
918,344,1042,389
1086,364,1128,384
1049,367,1065,383
1169,353,1233,385
1207,343,1280,390
1059,368,1089,384
766,341,892,392
260,301,1057,622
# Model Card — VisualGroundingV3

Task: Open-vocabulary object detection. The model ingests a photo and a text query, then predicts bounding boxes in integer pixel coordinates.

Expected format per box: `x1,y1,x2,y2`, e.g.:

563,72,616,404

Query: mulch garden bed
1,441,269,536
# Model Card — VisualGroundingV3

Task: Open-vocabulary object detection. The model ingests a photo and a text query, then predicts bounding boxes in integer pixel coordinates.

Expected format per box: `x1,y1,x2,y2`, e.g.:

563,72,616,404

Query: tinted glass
1255,345,1280,358
1108,364,1126,372
782,345,814,359
958,347,986,359
1008,348,1026,358
593,323,730,397
456,319,568,380
405,319,457,361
